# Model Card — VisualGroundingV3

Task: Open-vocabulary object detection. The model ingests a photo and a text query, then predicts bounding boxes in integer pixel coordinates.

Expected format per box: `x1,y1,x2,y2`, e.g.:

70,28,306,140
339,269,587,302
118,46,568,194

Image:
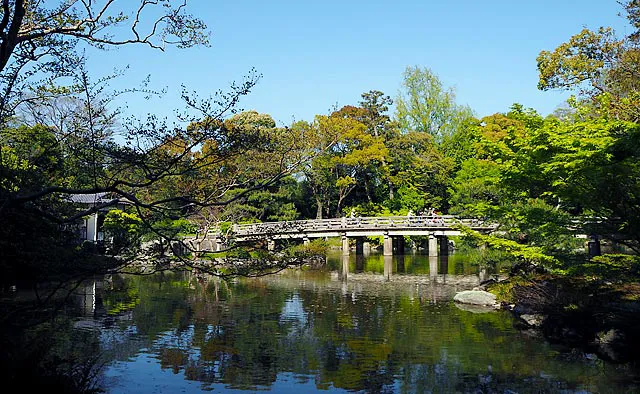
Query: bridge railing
213,215,490,237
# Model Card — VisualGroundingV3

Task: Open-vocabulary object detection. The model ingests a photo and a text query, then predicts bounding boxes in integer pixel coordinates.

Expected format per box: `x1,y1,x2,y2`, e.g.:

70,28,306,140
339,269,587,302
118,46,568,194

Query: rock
513,304,536,316
453,290,498,307
597,328,625,345
520,313,545,327
454,302,497,314
594,329,629,362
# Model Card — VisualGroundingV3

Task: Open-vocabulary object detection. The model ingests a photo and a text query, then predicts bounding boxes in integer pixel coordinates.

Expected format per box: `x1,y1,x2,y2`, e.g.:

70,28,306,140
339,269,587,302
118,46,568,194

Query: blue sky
86,0,631,126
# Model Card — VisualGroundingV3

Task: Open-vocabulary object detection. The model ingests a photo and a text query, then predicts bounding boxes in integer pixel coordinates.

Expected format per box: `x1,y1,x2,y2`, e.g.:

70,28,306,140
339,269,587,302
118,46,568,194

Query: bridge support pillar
392,236,405,255
342,234,350,256
439,235,449,256
215,237,223,252
355,237,364,255
428,234,438,257
267,239,276,252
383,233,393,256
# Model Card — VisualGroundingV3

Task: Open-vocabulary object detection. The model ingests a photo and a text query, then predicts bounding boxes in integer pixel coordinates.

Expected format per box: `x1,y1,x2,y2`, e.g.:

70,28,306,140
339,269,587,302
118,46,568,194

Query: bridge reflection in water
334,252,492,286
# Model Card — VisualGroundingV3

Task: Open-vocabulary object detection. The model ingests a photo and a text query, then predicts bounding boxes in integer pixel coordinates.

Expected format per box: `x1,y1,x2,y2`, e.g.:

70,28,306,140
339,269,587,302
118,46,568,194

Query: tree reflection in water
5,254,640,393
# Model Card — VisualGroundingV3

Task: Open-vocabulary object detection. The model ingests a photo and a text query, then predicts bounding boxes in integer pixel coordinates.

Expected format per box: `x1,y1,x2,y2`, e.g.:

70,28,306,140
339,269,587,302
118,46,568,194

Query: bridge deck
220,215,494,241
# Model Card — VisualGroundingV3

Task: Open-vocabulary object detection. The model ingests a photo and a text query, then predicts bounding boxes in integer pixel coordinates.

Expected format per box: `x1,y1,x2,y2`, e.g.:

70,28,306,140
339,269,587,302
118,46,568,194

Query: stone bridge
187,215,496,257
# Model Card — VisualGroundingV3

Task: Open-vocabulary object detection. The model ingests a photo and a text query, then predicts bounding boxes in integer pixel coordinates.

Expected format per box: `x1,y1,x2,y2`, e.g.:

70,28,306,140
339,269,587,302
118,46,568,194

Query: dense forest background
0,1,639,286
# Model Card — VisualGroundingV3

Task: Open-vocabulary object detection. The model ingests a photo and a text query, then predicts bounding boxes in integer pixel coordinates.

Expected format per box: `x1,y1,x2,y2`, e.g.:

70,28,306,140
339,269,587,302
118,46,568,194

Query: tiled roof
67,192,115,204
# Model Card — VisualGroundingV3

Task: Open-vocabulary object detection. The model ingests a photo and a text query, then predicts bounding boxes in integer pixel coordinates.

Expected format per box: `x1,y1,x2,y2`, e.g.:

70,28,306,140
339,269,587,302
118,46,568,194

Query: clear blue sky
86,0,631,126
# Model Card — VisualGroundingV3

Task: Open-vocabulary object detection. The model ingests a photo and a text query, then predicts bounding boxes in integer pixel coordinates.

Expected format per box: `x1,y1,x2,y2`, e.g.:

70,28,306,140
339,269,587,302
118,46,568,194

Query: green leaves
537,4,640,122
396,66,475,144
103,210,143,236
458,227,560,269
537,27,621,92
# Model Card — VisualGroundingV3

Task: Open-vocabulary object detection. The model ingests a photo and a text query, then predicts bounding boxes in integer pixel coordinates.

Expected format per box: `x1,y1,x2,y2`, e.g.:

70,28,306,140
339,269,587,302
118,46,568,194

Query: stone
453,290,498,307
594,329,629,362
596,328,625,345
520,313,545,327
454,303,497,314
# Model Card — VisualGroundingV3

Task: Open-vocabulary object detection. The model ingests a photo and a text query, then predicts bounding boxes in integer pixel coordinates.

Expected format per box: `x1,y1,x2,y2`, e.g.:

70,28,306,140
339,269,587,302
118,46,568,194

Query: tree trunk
364,178,373,203
315,197,323,219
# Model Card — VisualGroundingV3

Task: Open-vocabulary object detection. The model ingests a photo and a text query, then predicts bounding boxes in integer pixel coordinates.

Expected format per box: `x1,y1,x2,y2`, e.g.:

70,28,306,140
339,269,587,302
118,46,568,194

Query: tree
0,0,334,293
537,1,640,121
386,130,452,212
535,120,640,252
299,111,387,218
330,91,398,202
0,1,208,121
395,66,474,144
449,158,502,218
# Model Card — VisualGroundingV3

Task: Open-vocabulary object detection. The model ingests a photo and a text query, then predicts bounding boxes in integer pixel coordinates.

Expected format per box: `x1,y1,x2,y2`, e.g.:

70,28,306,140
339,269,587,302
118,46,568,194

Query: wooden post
396,254,405,273
355,255,364,272
440,255,449,277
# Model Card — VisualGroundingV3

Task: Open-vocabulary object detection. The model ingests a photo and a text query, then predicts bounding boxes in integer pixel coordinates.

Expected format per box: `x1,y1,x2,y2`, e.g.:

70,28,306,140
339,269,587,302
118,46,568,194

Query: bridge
188,215,496,257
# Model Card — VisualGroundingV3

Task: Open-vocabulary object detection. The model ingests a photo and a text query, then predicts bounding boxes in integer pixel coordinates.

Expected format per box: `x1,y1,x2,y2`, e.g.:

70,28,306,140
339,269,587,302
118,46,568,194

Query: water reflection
55,255,640,393
328,251,491,295
384,254,392,281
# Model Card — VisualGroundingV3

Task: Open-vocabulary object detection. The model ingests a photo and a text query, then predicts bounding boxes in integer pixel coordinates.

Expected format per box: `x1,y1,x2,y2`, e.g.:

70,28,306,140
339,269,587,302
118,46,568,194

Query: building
67,192,130,244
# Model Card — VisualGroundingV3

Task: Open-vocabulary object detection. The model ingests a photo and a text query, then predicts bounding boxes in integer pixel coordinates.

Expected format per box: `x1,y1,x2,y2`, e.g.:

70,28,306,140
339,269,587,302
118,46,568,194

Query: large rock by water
453,290,498,307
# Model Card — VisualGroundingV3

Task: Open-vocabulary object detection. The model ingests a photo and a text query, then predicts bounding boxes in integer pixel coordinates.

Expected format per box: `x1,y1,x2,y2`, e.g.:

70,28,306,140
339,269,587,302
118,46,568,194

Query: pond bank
487,276,640,363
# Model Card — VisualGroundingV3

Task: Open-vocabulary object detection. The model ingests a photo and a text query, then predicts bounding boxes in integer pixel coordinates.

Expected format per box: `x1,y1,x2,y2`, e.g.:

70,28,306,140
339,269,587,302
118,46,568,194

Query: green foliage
103,209,144,251
103,210,143,236
497,199,580,256
148,218,195,242
395,66,475,143
487,277,532,303
386,130,453,211
458,227,559,269
537,27,621,92
0,125,64,192
343,202,391,217
557,254,640,281
449,158,502,217
283,239,329,260
537,3,640,121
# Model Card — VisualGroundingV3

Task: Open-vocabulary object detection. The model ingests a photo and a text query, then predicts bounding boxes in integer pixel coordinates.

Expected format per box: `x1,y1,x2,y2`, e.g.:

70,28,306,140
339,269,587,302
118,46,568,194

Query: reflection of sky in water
87,270,640,393
280,293,307,327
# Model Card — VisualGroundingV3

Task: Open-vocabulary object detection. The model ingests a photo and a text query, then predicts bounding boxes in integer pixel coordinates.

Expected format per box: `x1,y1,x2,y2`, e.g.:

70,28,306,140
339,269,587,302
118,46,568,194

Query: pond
53,252,640,392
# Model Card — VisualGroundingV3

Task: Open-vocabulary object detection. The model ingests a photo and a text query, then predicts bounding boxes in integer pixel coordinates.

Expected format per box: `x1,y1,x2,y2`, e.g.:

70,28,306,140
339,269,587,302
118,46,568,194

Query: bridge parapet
209,215,494,240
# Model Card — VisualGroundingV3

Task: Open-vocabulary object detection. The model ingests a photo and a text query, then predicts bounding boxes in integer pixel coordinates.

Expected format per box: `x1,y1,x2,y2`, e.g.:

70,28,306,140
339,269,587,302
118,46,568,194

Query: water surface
65,252,640,393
